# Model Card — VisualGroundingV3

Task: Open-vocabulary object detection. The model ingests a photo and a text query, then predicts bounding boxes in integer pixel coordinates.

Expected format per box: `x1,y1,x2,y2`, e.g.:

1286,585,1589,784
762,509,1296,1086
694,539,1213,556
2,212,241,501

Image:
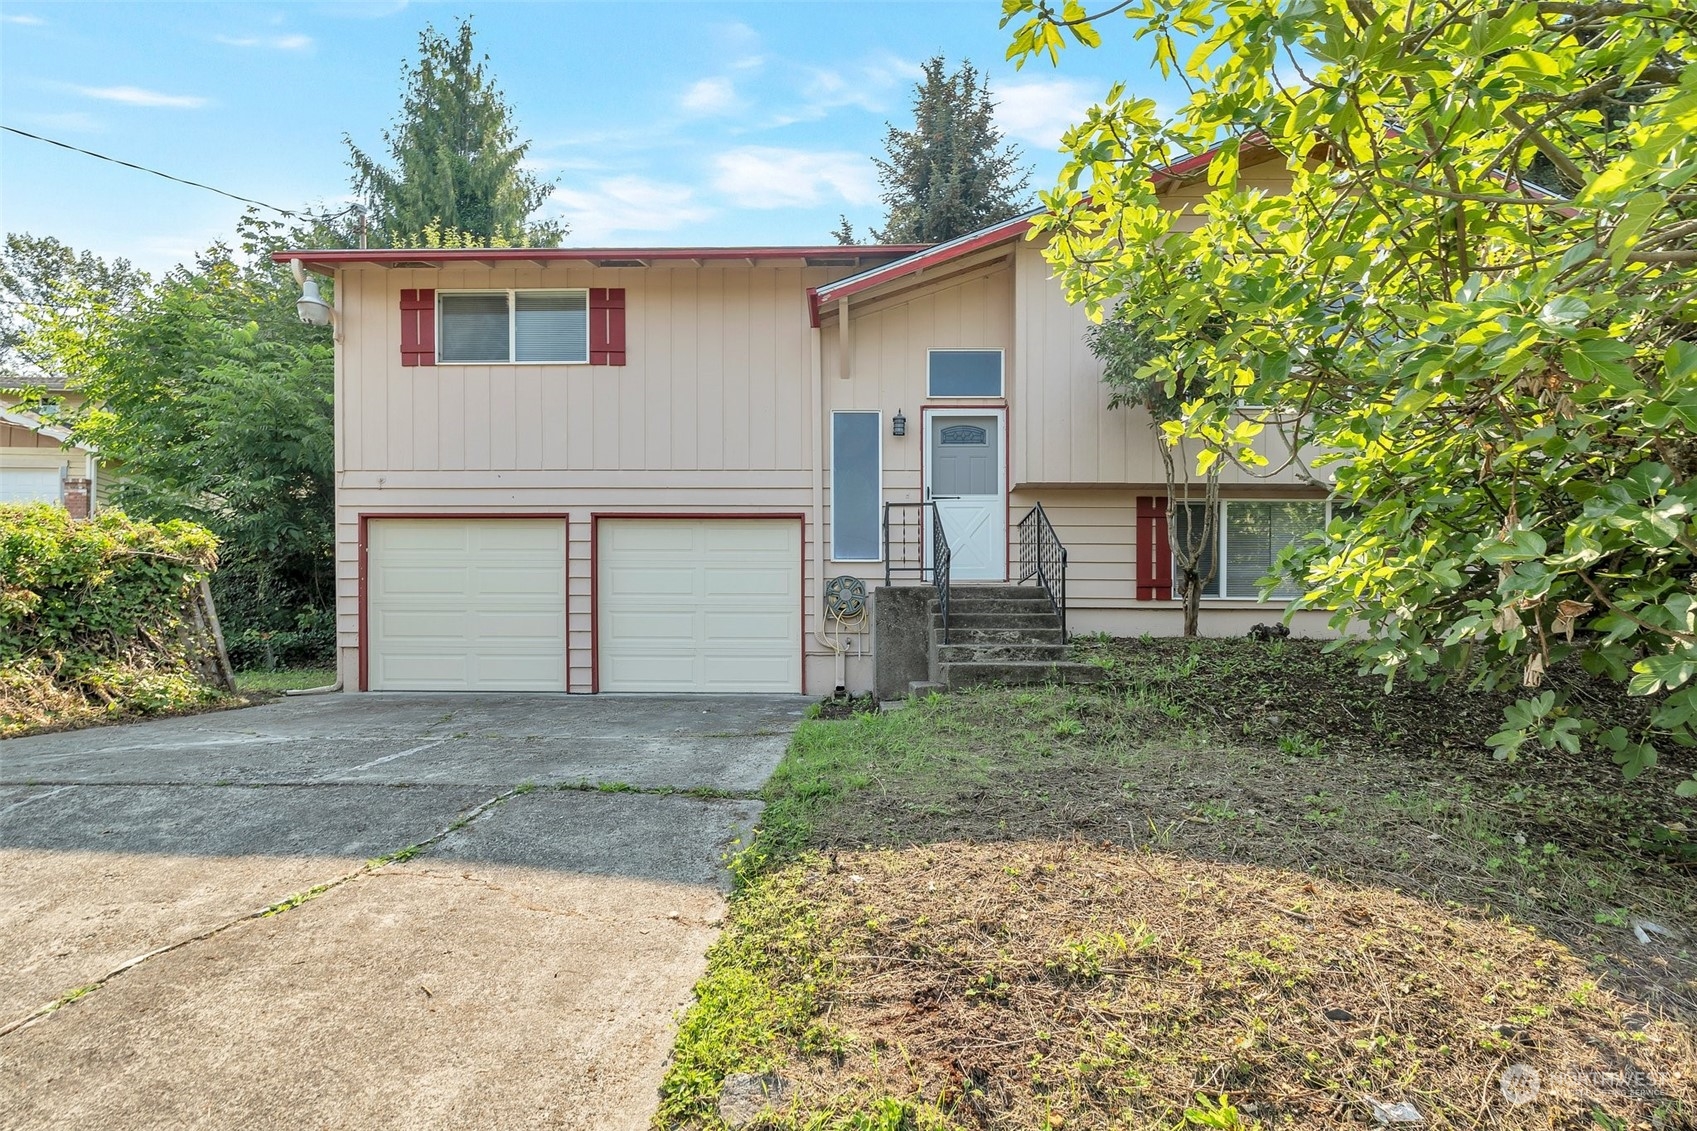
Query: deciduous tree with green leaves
1004,0,1697,798
871,56,1034,243
347,18,562,248
21,214,340,668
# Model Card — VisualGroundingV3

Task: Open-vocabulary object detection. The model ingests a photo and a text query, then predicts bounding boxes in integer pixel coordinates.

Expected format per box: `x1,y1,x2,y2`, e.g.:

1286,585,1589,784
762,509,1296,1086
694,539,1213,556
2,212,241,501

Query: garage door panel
471,567,565,597
606,523,697,553
604,566,700,598
378,566,472,596
377,655,471,684
372,610,472,641
703,567,792,598
368,519,567,692
599,519,801,693
702,523,793,553
601,611,693,644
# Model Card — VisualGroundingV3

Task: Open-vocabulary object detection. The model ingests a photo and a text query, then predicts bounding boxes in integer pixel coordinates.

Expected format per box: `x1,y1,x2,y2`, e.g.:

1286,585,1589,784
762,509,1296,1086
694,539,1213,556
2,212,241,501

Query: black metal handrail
932,502,952,644
883,501,932,586
1018,503,1067,639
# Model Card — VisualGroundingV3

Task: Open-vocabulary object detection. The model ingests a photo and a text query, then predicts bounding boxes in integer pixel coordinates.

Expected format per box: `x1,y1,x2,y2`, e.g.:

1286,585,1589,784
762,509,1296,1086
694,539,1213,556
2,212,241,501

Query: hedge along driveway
1,503,226,737
0,692,807,1130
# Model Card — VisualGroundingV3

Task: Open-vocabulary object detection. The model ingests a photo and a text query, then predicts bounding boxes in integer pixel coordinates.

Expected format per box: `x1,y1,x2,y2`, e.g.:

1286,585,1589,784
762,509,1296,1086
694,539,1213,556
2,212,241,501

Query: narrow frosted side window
831,412,881,562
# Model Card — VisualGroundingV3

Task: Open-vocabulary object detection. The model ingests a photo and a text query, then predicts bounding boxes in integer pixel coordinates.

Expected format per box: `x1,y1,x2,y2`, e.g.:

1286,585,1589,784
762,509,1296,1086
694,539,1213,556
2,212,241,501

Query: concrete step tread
932,613,1062,629
934,643,1066,663
941,628,1065,645
938,659,1106,690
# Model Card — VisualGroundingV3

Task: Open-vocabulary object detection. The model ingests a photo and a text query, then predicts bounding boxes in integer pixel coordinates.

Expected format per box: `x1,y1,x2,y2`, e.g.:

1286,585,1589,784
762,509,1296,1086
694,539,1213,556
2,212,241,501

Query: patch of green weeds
47,983,99,1013
656,859,845,1125
261,883,333,917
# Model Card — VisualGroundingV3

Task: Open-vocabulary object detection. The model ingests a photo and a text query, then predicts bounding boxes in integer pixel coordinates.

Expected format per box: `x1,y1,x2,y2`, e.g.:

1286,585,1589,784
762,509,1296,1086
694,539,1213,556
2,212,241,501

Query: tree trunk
1182,577,1202,636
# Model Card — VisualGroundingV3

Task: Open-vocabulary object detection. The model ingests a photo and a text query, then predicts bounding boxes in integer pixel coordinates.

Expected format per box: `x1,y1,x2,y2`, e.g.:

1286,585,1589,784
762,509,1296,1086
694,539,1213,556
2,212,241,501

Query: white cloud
995,78,1097,148
74,85,208,109
545,176,713,244
800,53,920,116
680,77,737,115
2,13,45,25
215,33,314,51
711,147,877,209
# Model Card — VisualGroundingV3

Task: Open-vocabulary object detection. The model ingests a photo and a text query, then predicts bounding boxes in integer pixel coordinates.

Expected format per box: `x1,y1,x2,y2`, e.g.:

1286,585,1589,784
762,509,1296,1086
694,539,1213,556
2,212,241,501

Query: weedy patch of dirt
740,841,1696,1129
812,693,881,721
661,640,1696,1129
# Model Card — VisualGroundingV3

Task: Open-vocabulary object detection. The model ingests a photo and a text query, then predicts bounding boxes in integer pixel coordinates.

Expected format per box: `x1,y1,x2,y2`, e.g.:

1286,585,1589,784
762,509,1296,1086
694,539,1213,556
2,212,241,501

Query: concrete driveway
0,693,807,1130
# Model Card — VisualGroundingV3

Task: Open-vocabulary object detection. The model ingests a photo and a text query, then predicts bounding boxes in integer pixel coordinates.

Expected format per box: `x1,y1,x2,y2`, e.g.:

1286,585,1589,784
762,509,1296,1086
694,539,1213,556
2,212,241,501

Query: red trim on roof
809,213,1036,323
272,245,929,275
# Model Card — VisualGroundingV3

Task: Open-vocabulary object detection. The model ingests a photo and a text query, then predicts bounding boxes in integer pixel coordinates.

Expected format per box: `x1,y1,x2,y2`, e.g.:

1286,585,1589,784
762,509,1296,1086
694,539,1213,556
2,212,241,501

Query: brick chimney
62,477,91,520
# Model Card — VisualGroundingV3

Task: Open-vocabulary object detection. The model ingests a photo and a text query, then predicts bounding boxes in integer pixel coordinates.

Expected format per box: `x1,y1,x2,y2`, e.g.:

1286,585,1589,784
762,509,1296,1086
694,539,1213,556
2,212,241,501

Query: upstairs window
927,349,1003,397
438,290,590,364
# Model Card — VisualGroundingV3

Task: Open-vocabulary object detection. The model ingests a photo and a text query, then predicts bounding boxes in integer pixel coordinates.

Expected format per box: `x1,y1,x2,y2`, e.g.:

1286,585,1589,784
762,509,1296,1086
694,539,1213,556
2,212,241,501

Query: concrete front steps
920,585,1105,692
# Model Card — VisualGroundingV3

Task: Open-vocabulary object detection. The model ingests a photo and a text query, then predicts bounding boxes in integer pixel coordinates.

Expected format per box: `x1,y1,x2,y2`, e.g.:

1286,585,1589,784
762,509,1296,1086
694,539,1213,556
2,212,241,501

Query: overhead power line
2,124,357,222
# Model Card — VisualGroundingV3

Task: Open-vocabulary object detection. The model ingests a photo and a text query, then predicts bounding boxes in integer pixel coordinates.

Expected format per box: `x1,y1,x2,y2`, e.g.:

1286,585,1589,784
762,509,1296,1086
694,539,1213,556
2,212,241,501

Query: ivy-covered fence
1,504,233,736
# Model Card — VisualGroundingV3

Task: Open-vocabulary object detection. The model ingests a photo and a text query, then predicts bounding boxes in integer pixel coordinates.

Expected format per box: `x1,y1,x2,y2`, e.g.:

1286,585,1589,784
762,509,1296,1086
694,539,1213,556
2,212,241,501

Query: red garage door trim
357,513,571,693
589,513,807,694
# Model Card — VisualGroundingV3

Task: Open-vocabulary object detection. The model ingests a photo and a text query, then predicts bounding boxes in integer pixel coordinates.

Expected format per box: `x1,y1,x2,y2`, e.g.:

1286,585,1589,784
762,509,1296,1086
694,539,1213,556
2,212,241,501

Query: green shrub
1,503,225,734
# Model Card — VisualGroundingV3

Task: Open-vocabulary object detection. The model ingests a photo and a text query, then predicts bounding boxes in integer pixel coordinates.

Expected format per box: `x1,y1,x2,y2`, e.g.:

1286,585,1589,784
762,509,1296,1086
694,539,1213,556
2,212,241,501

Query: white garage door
599,519,801,692
367,518,567,692
0,468,61,505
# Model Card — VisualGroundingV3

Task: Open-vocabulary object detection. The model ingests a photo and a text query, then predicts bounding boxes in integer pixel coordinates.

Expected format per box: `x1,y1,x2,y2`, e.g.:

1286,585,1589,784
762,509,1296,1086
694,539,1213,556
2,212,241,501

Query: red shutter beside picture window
400,288,435,367
589,288,626,366
1135,495,1173,601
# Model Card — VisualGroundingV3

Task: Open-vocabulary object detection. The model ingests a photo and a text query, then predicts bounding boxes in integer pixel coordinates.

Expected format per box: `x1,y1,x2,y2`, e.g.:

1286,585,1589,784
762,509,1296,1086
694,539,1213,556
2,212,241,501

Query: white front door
926,411,1005,581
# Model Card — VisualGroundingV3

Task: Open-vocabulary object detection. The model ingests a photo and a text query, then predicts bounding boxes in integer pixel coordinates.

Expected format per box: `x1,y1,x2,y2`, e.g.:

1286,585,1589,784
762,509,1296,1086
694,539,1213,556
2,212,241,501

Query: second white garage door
367,518,567,691
598,518,801,692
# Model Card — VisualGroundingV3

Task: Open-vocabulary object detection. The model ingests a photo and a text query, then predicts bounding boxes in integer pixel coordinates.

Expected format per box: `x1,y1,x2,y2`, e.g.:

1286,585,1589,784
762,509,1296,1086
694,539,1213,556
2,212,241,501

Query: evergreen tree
871,57,1033,244
346,19,563,248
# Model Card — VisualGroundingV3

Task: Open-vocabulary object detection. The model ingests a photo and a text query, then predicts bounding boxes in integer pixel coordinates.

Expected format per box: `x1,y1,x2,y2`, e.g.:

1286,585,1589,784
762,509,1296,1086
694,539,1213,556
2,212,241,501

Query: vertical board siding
336,262,830,690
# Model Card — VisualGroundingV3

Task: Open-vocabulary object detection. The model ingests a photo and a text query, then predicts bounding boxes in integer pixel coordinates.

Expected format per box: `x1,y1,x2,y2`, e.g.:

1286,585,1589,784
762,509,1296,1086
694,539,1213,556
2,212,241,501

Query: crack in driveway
0,786,522,1039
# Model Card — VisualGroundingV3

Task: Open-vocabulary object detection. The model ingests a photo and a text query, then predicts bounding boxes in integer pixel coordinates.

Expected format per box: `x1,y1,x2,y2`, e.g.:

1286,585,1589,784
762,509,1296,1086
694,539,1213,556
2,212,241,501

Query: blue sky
1,1,1180,275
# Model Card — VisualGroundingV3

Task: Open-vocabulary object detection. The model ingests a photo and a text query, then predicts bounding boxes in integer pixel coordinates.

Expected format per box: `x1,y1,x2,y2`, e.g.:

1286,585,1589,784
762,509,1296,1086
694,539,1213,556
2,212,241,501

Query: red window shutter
400,288,435,367
589,288,626,366
1136,495,1173,601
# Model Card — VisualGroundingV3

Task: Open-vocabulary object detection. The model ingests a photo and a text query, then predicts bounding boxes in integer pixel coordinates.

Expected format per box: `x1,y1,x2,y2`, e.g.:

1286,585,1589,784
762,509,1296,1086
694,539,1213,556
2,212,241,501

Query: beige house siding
332,261,850,693
326,156,1334,695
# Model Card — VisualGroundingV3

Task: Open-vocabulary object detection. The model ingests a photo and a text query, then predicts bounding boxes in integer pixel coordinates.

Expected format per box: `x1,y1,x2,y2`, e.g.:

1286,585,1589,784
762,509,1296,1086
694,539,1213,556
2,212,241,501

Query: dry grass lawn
657,639,1697,1131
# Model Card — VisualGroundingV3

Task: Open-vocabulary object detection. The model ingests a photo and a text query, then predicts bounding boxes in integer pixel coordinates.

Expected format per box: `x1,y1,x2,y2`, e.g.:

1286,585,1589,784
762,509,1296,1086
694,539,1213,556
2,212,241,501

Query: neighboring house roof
0,405,95,452
0,369,73,392
272,244,931,276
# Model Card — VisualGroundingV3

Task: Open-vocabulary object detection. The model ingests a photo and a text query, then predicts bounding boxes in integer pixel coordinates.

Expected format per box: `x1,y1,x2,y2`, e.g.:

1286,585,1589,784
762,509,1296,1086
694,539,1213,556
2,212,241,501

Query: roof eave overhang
271,245,931,276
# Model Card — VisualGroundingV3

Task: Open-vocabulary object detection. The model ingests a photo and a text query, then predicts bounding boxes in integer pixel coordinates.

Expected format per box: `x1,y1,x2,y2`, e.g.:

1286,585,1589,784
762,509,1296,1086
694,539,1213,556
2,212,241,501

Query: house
275,148,1337,697
0,393,100,517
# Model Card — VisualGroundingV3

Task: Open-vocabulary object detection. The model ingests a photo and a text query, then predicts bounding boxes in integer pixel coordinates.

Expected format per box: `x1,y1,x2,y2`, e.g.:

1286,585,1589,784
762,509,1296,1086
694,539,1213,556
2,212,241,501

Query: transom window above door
927,349,1003,398
438,290,589,364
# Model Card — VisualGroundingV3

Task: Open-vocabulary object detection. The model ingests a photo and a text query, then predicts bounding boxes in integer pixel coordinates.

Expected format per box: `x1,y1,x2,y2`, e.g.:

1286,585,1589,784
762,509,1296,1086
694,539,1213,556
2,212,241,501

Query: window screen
515,291,589,362
439,294,511,362
831,412,881,561
1224,501,1325,598
927,350,1003,397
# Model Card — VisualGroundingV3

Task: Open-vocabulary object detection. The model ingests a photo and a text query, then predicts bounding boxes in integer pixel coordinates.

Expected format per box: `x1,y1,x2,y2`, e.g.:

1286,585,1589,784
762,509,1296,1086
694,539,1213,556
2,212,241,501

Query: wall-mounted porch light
892,409,906,437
